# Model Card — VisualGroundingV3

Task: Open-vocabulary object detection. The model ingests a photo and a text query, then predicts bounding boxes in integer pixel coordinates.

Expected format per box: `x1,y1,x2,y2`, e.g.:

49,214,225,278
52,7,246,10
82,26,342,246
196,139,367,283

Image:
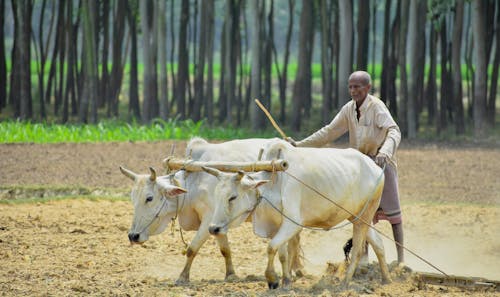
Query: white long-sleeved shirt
296,94,401,166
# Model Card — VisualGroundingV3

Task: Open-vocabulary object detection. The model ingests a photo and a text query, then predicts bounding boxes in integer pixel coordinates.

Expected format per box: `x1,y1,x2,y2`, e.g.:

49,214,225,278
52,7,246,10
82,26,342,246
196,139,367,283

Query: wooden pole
255,99,287,139
163,157,289,172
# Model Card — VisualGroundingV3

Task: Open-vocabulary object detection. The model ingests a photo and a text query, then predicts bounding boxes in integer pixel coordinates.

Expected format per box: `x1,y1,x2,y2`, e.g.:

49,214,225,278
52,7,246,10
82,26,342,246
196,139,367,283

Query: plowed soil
0,140,499,296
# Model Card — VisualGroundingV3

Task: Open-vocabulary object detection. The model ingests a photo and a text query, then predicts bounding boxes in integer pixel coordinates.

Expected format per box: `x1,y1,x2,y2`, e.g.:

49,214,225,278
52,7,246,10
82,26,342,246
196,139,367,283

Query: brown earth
0,140,499,296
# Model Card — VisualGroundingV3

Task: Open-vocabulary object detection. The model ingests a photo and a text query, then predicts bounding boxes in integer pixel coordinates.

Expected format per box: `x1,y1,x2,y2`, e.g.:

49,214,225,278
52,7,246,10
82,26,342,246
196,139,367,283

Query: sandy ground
0,140,499,296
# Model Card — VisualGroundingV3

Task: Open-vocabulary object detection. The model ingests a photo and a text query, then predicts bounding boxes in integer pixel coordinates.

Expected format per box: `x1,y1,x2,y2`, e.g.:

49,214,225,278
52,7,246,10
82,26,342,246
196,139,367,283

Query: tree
157,0,169,120
140,0,159,123
250,0,264,131
175,0,189,119
472,0,488,138
272,0,295,124
320,0,333,123
80,0,98,123
451,0,465,134
0,0,7,111
356,0,370,70
14,0,32,120
204,0,215,124
407,0,426,138
127,0,141,119
487,0,500,126
338,0,353,107
109,0,127,118
397,0,409,136
291,0,313,131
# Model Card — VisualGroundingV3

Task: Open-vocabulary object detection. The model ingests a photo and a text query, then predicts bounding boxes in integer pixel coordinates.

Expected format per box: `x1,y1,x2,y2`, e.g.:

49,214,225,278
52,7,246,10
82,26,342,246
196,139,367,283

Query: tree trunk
356,0,370,70
15,0,32,120
222,0,239,124
250,0,264,131
0,0,7,110
109,0,127,117
487,0,500,126
127,0,140,119
99,0,110,109
158,0,169,120
291,0,313,131
194,0,209,122
63,0,75,123
176,0,189,120
380,0,392,104
320,0,333,123
338,0,353,106
426,24,438,126
472,0,488,138
274,0,294,124
80,0,98,123
438,19,451,134
407,0,425,138
398,0,409,137
140,0,159,123
451,0,465,135
204,0,215,124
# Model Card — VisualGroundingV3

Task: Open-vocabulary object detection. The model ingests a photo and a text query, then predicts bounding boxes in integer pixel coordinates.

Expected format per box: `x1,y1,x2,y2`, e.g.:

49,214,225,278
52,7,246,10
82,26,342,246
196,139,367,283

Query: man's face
348,78,371,105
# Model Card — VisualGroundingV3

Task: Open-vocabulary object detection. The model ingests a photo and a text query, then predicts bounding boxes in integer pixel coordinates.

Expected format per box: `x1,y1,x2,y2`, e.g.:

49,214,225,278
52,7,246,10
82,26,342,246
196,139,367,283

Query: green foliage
0,119,275,143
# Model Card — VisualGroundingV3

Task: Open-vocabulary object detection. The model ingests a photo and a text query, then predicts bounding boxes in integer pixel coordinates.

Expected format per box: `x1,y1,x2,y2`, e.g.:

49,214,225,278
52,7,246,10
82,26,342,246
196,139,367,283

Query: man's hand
375,152,388,168
285,137,297,147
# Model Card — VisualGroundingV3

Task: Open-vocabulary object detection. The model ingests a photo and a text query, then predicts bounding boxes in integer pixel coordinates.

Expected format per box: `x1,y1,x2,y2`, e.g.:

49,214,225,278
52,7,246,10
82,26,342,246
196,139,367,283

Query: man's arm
296,107,349,147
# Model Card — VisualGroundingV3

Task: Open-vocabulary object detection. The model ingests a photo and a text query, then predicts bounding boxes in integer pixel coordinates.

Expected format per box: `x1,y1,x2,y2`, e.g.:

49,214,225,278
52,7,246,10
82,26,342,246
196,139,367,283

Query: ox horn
201,166,220,177
236,170,245,181
149,167,157,181
120,166,138,181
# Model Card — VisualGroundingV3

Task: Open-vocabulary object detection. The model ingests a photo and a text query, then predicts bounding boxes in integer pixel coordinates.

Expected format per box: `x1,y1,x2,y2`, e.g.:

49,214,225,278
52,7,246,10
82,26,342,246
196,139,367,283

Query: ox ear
156,178,188,197
120,166,137,181
149,167,157,181
163,185,188,197
240,176,269,190
201,166,221,177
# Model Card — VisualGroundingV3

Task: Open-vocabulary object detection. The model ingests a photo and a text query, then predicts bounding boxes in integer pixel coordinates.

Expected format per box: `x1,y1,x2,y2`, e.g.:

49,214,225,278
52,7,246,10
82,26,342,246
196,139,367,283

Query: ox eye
228,195,237,202
146,196,153,203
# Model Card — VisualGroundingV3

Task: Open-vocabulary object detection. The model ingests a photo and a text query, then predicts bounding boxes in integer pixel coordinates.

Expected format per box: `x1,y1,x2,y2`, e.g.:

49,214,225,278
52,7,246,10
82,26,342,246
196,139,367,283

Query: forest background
1,0,499,141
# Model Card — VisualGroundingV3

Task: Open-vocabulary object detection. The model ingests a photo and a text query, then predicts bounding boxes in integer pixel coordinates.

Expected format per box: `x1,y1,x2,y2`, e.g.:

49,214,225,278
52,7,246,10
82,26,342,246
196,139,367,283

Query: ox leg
176,227,210,284
288,233,304,277
214,234,237,281
265,223,301,289
343,222,370,286
277,244,291,289
366,227,392,284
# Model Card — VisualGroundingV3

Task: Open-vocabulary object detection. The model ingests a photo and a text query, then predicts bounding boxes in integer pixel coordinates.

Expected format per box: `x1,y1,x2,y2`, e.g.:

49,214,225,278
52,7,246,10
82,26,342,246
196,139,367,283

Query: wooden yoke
163,156,289,173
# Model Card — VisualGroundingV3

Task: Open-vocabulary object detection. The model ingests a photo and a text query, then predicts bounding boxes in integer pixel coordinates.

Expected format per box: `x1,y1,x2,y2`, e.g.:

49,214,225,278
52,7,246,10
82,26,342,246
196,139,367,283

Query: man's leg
392,222,404,264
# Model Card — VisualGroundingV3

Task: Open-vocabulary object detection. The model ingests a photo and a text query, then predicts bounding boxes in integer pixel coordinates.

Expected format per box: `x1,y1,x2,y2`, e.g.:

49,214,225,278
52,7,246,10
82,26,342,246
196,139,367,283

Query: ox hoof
175,278,190,286
225,273,239,282
282,277,292,289
294,269,304,278
268,281,279,290
382,277,392,285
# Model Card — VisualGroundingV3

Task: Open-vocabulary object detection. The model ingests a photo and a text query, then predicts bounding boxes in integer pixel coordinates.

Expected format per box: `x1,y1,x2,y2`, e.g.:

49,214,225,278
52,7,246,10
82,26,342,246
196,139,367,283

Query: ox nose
208,225,220,235
128,233,140,242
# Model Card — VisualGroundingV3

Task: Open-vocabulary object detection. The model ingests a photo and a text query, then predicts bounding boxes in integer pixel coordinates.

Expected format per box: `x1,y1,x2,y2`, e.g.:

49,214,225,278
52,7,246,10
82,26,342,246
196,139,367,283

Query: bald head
349,71,371,86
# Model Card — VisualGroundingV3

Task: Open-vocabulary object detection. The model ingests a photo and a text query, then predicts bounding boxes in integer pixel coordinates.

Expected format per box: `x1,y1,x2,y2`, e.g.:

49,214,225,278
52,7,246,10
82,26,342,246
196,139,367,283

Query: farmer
287,70,404,265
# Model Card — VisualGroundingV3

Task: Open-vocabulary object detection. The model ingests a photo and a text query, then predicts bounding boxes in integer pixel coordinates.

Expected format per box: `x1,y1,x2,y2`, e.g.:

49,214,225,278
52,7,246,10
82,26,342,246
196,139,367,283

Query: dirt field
0,140,499,296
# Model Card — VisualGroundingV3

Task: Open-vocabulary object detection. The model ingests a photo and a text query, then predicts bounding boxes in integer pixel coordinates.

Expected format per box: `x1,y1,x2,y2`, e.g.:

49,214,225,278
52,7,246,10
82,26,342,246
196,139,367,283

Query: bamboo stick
163,157,289,172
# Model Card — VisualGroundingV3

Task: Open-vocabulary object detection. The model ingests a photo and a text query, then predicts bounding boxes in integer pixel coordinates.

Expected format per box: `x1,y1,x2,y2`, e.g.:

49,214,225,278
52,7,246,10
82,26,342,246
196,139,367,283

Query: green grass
0,118,276,143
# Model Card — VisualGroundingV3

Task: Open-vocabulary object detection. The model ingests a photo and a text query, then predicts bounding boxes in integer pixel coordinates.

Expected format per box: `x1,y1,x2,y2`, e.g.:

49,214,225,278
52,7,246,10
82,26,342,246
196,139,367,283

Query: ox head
201,166,269,235
120,166,187,244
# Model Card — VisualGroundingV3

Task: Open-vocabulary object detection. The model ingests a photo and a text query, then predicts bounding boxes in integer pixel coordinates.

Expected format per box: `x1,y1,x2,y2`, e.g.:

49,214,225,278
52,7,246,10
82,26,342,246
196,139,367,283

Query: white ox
203,139,392,289
120,137,303,284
